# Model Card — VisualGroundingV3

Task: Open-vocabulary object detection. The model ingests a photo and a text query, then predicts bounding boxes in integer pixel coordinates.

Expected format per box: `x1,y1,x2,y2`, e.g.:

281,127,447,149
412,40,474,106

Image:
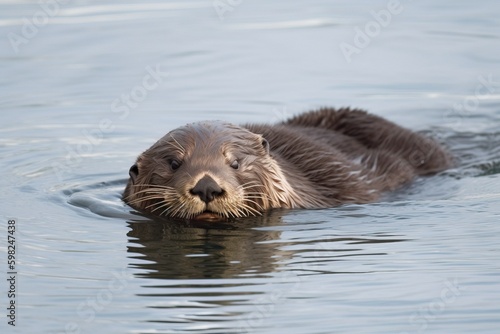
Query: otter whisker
151,201,170,214
243,191,272,200
231,209,242,218
145,200,168,211
127,195,164,206
130,184,174,190
131,190,166,198
129,193,164,204
126,192,170,204
243,197,265,210
130,192,163,203
169,200,189,218
168,202,184,218
242,204,263,215
159,206,171,217
240,203,262,216
237,206,250,217
132,187,175,195
243,197,263,206
169,205,183,218
158,199,184,216
243,194,267,199
238,183,264,191
239,180,263,187
220,210,230,219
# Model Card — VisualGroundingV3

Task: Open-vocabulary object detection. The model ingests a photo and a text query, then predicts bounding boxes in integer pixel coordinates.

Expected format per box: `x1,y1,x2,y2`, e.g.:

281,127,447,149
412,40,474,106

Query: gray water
1,1,500,333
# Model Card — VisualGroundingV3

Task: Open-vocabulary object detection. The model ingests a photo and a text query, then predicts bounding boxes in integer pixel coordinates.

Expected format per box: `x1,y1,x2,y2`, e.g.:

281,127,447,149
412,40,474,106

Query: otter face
123,121,273,220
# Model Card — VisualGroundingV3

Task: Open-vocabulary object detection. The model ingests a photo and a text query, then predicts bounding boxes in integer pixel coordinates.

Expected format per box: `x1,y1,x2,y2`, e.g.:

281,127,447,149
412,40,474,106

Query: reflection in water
126,211,409,280
126,212,289,332
127,212,287,280
126,210,410,332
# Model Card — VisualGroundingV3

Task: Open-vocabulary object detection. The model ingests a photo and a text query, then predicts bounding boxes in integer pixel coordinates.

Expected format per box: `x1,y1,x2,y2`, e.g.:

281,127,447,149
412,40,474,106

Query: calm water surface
1,1,500,333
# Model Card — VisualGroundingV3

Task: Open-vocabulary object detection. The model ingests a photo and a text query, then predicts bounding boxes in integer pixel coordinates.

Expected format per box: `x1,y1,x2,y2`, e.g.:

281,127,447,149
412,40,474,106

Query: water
1,0,500,333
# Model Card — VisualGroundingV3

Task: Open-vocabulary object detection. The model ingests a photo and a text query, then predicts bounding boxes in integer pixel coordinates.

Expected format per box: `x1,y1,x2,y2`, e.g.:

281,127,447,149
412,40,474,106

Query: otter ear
261,138,270,155
129,164,139,184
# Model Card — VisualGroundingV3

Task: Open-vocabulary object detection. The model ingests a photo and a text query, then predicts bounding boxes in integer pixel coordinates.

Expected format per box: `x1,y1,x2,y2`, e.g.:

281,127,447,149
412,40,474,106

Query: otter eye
230,160,239,170
170,159,181,171
129,164,139,183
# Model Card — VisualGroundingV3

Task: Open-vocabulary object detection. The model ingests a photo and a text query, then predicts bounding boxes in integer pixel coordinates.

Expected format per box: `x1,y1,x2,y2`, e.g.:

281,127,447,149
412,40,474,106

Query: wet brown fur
123,108,452,219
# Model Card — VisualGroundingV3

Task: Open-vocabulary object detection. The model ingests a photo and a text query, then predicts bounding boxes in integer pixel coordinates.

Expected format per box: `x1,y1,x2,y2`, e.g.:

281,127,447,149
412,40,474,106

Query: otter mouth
192,211,224,221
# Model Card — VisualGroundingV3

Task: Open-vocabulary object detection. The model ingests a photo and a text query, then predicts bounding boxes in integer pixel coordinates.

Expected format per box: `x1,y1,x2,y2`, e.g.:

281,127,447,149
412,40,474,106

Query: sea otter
123,108,451,220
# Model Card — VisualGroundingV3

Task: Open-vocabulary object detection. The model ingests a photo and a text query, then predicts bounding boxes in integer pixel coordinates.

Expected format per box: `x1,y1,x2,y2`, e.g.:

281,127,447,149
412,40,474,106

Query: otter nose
190,175,224,203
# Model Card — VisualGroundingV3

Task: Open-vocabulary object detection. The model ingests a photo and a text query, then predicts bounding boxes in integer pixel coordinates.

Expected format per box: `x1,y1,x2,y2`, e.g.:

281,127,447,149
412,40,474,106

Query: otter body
123,108,451,220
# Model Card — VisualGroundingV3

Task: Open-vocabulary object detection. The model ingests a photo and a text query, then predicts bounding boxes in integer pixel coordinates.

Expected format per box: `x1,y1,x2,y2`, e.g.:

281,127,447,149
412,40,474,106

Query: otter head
123,121,286,220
